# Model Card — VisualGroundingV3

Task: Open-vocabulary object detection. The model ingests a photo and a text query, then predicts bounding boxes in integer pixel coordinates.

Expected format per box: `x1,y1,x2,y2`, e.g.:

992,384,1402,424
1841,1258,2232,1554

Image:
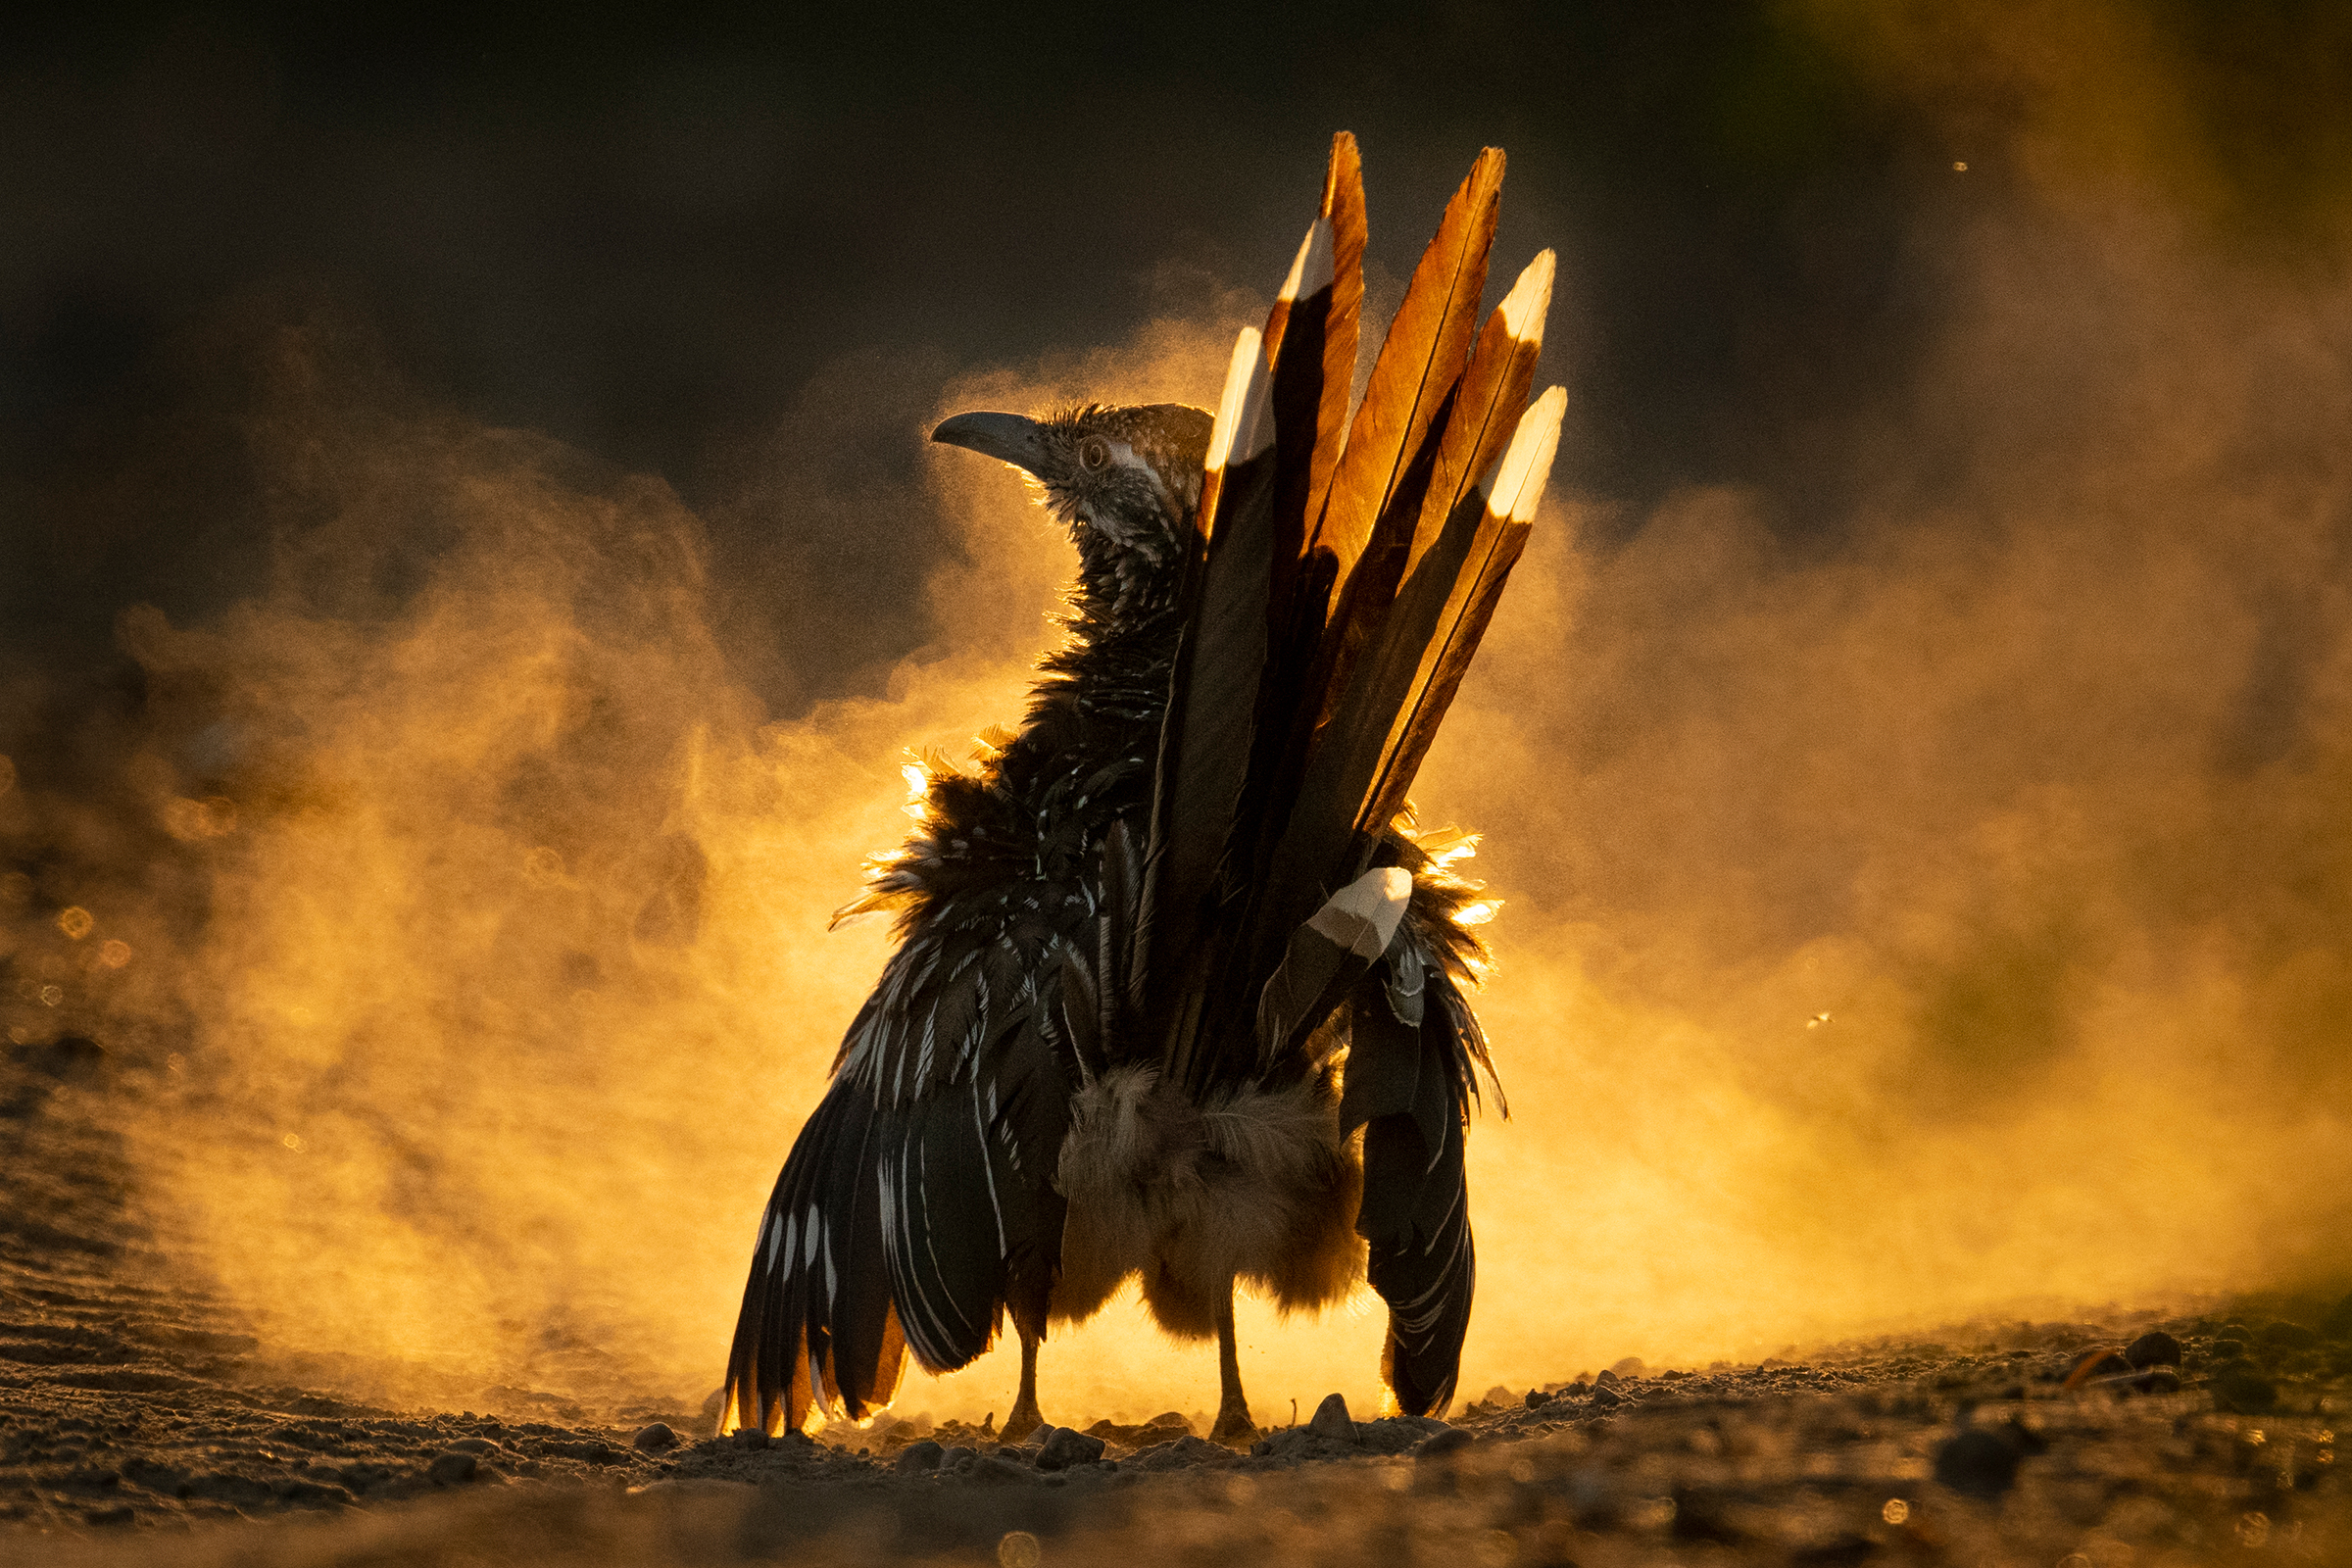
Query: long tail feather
1309,147,1505,599
1356,385,1565,842
1265,132,1367,608
1157,140,1357,1093
1146,327,1274,1034
1300,149,1509,769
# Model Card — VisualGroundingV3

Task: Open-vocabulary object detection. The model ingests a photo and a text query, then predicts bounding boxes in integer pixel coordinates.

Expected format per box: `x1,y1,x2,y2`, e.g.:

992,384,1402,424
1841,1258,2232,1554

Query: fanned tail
1155,142,1560,1100
1138,133,1563,1421
1240,149,1509,990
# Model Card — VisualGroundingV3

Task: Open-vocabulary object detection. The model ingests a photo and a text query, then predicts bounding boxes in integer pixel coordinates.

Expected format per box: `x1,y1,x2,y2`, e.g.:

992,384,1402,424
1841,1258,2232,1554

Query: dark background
5,1,2350,718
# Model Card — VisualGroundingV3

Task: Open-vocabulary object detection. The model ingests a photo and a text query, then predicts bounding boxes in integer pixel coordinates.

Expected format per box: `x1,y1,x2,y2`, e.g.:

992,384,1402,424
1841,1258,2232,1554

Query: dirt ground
5,1033,2348,1566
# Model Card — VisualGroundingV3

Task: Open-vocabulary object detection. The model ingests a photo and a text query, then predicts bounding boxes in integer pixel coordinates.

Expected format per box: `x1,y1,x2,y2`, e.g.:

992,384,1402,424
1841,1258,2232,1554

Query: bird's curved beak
932,412,1049,478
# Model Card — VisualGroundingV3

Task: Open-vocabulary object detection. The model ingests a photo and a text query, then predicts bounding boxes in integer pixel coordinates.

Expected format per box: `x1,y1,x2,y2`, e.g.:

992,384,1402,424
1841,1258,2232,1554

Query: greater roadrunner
722,134,1562,1445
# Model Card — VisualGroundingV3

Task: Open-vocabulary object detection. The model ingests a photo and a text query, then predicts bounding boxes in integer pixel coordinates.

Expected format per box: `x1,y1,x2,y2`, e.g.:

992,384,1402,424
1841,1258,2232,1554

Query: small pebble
425,1451,478,1486
630,1424,676,1452
1932,1424,2041,1500
1524,1390,1551,1409
1417,1428,1472,1462
1036,1427,1106,1472
966,1455,1035,1485
2124,1332,2181,1369
896,1440,945,1474
1590,1384,1623,1409
940,1445,974,1470
1306,1393,1357,1444
2212,1368,2278,1414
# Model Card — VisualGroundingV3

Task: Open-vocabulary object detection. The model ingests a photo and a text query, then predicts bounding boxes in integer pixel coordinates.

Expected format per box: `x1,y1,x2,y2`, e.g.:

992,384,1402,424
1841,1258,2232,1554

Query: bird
720,133,1564,1446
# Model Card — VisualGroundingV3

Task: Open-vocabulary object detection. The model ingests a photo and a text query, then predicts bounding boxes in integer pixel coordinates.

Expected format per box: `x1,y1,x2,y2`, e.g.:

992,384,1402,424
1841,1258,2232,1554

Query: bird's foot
1004,1397,1047,1446
1208,1402,1258,1446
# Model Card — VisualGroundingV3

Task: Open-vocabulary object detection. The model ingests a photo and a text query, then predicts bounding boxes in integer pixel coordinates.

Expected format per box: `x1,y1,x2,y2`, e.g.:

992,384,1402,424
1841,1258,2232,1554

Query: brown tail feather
1307,147,1504,598
1295,132,1367,575
1356,387,1566,844
1406,250,1554,574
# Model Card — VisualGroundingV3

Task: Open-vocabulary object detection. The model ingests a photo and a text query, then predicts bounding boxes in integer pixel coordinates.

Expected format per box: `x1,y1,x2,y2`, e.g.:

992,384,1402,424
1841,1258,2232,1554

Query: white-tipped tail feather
1497,249,1555,342
1279,218,1337,305
1205,326,1274,476
1490,385,1565,523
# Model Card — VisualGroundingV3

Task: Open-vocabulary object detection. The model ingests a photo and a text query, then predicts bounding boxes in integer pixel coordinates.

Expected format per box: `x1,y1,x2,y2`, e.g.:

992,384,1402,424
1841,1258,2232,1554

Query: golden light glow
22,19,2352,1431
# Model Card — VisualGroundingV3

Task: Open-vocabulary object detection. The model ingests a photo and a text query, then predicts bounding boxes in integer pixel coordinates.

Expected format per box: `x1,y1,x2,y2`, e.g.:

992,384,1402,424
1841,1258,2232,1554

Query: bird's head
932,404,1214,574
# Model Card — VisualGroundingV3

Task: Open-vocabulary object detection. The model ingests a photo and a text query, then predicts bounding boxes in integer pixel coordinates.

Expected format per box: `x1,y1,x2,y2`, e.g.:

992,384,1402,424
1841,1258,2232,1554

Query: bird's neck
1025,534,1190,746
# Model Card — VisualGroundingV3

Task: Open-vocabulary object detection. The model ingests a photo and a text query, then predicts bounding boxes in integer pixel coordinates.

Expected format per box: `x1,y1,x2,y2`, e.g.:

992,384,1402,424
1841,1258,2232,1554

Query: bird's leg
1208,1276,1257,1445
1004,1322,1046,1443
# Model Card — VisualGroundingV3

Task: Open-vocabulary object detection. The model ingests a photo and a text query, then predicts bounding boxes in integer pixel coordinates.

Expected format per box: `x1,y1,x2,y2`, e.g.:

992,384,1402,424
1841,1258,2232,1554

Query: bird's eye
1079,436,1111,471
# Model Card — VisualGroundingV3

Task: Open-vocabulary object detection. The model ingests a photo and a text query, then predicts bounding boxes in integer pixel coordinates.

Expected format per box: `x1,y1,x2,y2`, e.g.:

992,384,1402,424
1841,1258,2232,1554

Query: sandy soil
4,1033,2347,1565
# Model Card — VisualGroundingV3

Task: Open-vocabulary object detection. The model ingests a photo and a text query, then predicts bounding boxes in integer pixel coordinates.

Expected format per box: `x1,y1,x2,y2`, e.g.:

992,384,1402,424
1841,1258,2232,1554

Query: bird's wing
1348,960,1483,1416
720,927,1072,1436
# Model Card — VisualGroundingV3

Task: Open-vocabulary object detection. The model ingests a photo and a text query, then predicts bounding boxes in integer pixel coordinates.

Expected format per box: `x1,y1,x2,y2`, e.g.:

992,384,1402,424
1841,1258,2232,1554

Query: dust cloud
1433,0,2352,1392
2,1,2347,1438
